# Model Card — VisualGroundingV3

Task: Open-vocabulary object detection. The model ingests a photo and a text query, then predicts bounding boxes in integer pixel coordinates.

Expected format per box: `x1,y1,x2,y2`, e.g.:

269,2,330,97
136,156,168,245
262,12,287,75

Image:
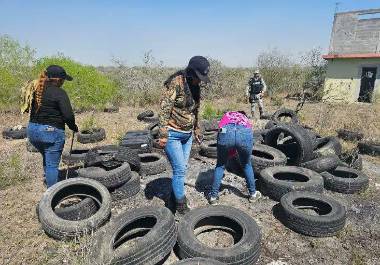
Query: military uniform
246,75,267,118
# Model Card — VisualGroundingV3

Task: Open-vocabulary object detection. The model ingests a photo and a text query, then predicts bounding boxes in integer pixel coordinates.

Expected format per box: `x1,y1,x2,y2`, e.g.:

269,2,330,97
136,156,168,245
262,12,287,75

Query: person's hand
158,138,167,149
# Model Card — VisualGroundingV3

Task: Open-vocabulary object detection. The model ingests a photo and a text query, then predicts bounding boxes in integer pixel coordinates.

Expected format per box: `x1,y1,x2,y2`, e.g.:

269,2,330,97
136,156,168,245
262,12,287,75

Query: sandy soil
0,102,379,265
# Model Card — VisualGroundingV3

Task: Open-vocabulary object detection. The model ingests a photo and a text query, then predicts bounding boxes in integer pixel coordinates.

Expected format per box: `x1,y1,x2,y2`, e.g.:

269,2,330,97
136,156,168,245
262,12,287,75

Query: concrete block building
323,9,380,103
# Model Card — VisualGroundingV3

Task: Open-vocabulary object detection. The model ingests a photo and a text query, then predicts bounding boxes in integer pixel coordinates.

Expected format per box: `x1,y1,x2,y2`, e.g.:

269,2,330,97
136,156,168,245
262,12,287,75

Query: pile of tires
120,130,153,154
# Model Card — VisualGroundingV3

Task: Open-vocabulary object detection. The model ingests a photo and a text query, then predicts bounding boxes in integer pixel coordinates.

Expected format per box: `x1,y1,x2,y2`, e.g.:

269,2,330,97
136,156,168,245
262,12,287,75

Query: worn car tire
2,126,27,140
358,140,380,157
54,197,99,221
114,146,141,171
145,122,160,138
173,258,224,265
300,154,340,173
62,148,90,165
272,108,299,124
314,137,342,157
138,152,167,176
260,166,324,201
137,110,154,120
251,144,287,175
110,171,141,200
120,132,153,154
200,141,217,158
77,128,106,144
77,163,132,189
37,178,111,240
265,124,314,165
279,191,346,237
177,205,261,265
320,166,369,194
91,206,176,265
336,129,363,142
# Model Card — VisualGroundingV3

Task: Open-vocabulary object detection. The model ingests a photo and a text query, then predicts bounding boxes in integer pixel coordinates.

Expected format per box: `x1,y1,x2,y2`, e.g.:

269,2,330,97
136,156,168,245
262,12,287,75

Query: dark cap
187,56,210,83
46,65,73,81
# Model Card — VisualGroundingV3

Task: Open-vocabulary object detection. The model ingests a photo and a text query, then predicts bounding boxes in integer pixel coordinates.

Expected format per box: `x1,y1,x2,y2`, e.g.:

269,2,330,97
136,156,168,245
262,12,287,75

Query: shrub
33,55,119,111
0,35,35,110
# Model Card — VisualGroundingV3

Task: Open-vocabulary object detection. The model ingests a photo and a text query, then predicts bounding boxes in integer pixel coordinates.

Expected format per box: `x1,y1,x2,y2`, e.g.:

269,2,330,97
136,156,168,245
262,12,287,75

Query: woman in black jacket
27,65,78,188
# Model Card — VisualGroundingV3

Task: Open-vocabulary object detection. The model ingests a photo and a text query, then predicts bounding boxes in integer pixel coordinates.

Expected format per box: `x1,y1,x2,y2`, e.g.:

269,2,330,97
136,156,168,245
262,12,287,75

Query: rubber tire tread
110,172,141,200
37,178,111,240
92,206,177,265
177,205,261,265
77,128,106,144
320,166,369,194
139,152,167,176
77,163,131,189
260,166,324,201
300,154,340,173
54,197,98,221
137,110,154,121
2,127,27,139
280,191,346,237
173,258,224,265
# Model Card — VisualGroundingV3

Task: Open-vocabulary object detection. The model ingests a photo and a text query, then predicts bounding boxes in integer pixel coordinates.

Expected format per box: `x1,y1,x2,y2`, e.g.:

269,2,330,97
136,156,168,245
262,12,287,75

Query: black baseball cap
187,56,210,83
46,65,73,81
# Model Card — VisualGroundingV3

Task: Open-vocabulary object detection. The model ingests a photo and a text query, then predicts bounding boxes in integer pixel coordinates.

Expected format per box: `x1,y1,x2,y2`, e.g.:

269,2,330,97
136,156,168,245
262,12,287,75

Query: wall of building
323,58,380,102
329,9,380,54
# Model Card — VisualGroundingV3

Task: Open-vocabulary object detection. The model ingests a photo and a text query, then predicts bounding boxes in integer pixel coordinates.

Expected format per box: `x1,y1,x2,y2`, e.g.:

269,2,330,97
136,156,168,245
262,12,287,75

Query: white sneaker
248,191,262,202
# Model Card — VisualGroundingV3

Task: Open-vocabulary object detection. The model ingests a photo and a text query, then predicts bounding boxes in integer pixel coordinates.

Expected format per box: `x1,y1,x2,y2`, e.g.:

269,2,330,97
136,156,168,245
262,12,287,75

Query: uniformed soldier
246,70,267,118
158,56,210,215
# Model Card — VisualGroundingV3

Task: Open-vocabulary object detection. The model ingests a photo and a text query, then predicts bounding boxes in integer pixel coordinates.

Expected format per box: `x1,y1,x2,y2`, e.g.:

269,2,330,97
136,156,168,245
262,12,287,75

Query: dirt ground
0,100,379,265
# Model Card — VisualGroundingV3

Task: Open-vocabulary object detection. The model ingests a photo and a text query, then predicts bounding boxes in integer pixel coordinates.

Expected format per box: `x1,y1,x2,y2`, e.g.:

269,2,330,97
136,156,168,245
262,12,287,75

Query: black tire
338,151,363,170
177,205,261,265
314,137,342,157
253,129,268,144
320,166,369,194
260,166,324,201
77,163,132,189
84,145,120,167
200,141,217,158
114,146,141,171
91,206,177,265
103,106,119,113
145,122,160,138
203,130,218,141
271,108,299,124
358,140,380,157
120,132,153,154
138,152,167,176
37,178,111,240
77,128,106,144
54,197,99,221
173,258,224,265
110,171,141,200
2,126,27,140
251,144,287,175
264,124,314,165
336,129,363,142
279,191,346,237
264,120,278,130
62,148,90,165
142,116,159,123
26,140,39,153
300,154,340,173
137,110,154,121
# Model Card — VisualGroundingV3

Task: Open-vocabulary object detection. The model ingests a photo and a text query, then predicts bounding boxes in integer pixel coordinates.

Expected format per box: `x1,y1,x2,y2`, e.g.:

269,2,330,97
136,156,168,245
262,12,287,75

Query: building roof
322,53,380,60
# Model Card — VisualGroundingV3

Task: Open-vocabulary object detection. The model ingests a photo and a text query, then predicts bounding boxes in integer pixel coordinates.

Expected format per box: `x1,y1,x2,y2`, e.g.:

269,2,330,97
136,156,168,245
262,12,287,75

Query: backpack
20,79,38,114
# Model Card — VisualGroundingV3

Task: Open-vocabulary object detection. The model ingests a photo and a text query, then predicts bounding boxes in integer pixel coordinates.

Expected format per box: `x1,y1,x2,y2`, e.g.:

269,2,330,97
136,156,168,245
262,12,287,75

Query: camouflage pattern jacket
158,73,200,139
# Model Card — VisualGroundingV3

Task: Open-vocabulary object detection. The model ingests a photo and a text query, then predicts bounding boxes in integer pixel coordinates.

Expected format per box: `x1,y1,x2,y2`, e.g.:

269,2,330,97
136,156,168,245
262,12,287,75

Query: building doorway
358,67,377,103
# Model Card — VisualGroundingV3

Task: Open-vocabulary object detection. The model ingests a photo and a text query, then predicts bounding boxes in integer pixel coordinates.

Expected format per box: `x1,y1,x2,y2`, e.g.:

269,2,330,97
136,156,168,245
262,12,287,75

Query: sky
0,0,379,67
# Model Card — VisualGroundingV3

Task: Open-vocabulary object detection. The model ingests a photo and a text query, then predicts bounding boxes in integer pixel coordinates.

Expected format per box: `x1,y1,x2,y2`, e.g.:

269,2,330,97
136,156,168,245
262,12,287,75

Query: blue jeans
27,122,65,188
210,124,256,197
165,129,193,200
